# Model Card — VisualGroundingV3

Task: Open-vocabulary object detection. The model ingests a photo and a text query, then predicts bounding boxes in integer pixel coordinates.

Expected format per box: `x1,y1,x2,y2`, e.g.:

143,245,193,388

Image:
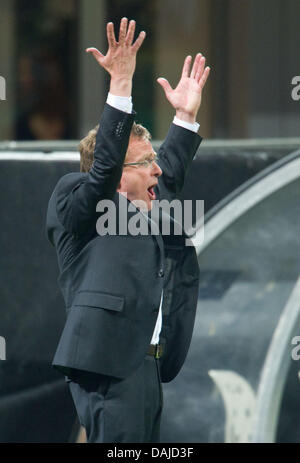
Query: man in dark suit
46,18,210,443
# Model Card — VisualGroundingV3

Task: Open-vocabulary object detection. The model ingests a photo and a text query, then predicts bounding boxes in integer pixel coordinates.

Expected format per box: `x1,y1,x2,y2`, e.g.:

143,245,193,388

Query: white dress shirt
106,93,199,345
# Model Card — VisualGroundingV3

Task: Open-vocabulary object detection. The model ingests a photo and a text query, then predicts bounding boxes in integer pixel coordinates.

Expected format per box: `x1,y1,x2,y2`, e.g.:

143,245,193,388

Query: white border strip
251,276,300,442
193,157,300,254
0,152,80,162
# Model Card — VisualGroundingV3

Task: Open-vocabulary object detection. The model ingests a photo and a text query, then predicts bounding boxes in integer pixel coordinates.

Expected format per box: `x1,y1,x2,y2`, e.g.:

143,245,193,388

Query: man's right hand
86,18,146,97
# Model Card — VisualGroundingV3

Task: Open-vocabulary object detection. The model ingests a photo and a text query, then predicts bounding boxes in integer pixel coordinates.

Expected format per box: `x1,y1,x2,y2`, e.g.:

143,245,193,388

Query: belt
147,344,163,359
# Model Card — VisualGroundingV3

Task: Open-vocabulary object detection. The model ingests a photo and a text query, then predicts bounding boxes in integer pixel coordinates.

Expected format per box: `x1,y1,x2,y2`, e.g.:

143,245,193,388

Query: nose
152,161,162,177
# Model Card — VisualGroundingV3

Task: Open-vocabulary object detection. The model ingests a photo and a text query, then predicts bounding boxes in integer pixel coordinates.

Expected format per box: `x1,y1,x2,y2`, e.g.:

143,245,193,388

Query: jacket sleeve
155,124,202,201
55,104,135,235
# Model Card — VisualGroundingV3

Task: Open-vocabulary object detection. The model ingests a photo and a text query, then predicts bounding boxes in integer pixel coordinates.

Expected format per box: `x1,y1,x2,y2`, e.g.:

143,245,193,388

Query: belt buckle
155,344,161,359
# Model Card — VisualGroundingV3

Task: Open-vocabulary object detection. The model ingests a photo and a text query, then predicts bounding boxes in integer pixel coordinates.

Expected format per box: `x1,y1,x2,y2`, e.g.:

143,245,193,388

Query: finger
181,55,192,78
107,22,117,48
86,47,104,63
118,17,128,44
195,56,206,82
157,78,173,95
199,66,211,89
125,19,136,46
132,30,146,53
190,53,202,79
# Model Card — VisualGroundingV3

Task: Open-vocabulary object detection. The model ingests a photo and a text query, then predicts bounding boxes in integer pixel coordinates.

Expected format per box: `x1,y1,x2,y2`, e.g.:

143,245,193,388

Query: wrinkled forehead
126,136,156,163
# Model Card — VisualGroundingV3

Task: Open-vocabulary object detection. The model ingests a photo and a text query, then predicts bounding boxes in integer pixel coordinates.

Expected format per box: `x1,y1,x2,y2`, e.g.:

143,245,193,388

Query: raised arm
55,19,145,235
156,54,210,198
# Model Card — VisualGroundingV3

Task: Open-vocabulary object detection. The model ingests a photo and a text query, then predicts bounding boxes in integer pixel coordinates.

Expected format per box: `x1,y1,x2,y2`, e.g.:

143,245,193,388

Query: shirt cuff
107,93,133,114
173,116,200,133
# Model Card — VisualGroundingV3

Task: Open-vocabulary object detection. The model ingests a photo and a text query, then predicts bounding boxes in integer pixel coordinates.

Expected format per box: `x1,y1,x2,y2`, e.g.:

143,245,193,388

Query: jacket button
158,269,164,278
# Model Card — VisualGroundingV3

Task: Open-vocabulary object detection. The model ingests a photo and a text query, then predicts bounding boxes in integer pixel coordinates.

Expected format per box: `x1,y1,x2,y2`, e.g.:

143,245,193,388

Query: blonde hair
79,122,151,173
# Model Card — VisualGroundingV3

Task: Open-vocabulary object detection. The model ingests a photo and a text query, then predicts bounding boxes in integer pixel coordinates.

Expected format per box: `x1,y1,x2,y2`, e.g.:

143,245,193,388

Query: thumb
157,77,172,95
86,47,104,63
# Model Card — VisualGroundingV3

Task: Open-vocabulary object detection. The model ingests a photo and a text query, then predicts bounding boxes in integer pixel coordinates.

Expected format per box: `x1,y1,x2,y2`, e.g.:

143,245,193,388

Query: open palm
157,54,210,120
86,18,146,81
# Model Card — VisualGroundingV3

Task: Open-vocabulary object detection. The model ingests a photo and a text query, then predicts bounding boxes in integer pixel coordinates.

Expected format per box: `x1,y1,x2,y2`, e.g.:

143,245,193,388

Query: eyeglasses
123,154,159,169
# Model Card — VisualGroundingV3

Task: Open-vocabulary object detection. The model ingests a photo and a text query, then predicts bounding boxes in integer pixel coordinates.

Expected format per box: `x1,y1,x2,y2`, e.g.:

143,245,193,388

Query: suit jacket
46,103,201,383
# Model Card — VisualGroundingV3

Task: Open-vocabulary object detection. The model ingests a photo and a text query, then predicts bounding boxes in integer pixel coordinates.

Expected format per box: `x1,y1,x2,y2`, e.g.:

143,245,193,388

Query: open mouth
147,186,156,201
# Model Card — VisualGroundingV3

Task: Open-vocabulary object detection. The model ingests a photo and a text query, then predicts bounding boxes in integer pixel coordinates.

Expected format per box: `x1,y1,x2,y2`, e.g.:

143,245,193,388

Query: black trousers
68,354,163,443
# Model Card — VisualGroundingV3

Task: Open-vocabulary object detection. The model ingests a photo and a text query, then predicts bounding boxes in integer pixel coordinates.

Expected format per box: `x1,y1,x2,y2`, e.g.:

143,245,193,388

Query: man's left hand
157,54,210,124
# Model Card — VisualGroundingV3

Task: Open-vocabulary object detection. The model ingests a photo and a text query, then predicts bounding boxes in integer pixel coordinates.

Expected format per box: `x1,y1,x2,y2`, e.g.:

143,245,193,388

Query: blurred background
1,0,300,141
1,0,300,444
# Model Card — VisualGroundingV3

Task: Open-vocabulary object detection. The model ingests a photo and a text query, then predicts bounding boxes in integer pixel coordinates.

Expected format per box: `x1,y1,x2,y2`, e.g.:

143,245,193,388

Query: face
117,136,162,210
